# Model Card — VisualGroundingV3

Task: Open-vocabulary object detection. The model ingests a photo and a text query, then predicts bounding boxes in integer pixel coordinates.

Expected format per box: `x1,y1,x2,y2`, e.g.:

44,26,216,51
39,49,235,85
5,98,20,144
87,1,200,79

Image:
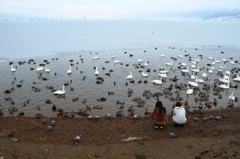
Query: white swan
188,77,198,87
228,89,235,104
208,66,214,74
67,66,72,74
191,72,196,79
95,67,99,75
181,67,189,73
45,65,50,72
159,72,167,78
53,86,65,95
36,65,44,71
92,54,100,59
219,76,230,83
160,54,165,57
144,61,149,66
159,68,168,74
11,64,16,72
207,54,214,60
196,77,205,83
222,58,227,62
202,69,207,78
225,70,231,75
127,72,133,80
111,54,116,58
137,58,144,63
233,73,240,82
218,82,229,89
114,60,121,64
192,66,200,73
165,61,173,66
152,76,163,85
181,62,187,67
141,72,148,77
178,54,183,58
186,86,193,95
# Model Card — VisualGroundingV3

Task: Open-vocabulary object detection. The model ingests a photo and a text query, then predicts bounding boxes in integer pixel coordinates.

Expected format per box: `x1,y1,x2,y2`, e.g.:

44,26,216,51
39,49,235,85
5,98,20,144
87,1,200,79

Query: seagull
53,86,65,95
73,135,82,141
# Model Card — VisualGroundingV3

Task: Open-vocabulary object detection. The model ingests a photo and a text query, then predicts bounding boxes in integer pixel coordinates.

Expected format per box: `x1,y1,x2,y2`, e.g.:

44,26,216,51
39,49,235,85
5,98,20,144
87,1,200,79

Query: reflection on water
0,47,239,117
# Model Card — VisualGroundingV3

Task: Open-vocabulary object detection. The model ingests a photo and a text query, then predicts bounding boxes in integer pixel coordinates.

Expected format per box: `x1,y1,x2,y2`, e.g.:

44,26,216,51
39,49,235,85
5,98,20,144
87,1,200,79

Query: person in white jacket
172,101,187,126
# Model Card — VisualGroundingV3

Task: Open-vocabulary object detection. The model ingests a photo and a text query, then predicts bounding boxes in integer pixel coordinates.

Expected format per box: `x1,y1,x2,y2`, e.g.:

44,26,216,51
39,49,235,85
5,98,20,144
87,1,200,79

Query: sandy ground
0,106,240,159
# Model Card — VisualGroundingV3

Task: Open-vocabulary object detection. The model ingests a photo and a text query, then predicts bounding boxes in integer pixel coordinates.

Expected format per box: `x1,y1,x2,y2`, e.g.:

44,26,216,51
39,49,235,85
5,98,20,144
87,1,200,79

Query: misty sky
0,0,239,19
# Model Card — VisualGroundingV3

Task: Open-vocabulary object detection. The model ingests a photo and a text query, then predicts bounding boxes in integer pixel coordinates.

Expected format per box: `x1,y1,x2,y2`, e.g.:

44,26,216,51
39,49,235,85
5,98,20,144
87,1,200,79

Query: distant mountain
129,9,240,21
1,9,240,21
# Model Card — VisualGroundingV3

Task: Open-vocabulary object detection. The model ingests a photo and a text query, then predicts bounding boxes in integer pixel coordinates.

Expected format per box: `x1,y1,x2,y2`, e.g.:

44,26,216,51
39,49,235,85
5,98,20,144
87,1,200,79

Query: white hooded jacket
172,106,187,124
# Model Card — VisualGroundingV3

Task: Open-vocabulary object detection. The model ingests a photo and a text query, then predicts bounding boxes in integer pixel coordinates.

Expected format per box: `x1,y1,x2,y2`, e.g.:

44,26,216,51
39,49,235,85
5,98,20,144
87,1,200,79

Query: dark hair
175,101,182,107
155,101,165,114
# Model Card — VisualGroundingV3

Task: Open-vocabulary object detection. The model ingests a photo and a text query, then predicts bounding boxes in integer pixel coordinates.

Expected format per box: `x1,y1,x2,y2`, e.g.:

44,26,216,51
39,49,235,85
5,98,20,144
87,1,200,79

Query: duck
152,76,163,85
53,86,65,95
45,65,50,72
127,72,133,80
67,66,72,74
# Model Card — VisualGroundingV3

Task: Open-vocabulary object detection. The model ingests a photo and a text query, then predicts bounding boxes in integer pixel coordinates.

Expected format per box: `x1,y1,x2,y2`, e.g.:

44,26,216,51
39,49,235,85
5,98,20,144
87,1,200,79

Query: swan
111,54,116,58
181,62,187,67
11,64,16,72
219,76,230,83
141,72,148,77
208,66,213,74
165,61,173,66
233,73,240,82
137,58,144,63
178,54,183,58
181,67,189,73
144,61,149,66
152,76,163,85
190,72,196,79
191,63,196,69
95,67,99,75
218,82,229,89
228,89,235,104
67,66,72,74
192,66,200,73
196,77,205,83
36,65,44,71
92,54,100,59
188,77,198,87
214,58,221,63
186,86,193,95
202,69,207,78
114,60,121,64
159,72,167,78
225,70,231,75
159,68,168,74
160,54,165,57
127,72,133,79
222,58,227,62
53,86,65,95
223,74,230,79
218,65,225,72
45,65,50,72
230,61,235,65
207,54,214,60
193,56,200,63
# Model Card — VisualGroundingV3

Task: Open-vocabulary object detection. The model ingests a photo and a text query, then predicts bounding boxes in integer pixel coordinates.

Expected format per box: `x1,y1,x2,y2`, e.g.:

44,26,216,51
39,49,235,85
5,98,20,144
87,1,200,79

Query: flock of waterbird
3,48,240,122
